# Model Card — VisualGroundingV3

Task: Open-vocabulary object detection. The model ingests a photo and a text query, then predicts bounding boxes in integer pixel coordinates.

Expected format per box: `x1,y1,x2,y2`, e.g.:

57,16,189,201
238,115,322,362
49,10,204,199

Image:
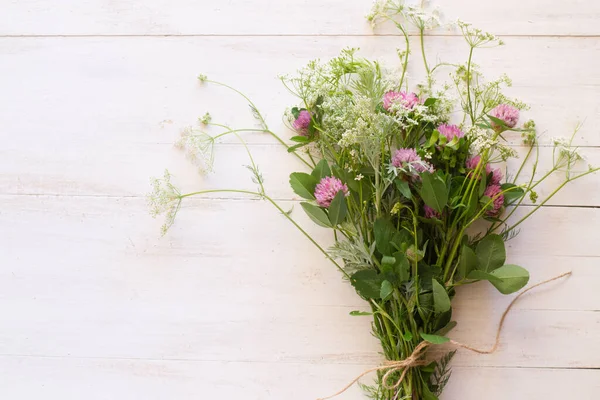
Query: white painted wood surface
1,1,599,399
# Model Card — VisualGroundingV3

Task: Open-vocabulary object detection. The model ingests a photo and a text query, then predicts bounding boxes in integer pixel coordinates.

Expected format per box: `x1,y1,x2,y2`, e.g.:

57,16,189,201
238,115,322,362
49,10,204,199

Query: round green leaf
300,202,332,228
289,172,318,200
476,234,506,272
489,264,530,294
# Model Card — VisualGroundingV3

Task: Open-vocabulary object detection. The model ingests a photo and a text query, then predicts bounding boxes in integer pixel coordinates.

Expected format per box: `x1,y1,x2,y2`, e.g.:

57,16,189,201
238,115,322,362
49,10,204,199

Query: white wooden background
1,1,599,399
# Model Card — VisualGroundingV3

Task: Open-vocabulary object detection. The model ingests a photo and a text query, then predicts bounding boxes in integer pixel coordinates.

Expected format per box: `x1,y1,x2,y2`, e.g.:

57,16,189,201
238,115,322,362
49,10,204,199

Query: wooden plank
3,0,600,36
1,355,595,400
1,196,598,369
2,141,599,208
0,36,599,150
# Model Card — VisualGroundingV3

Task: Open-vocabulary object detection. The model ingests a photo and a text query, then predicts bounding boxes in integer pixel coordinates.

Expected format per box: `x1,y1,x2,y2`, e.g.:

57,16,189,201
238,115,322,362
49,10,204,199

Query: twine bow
317,272,572,400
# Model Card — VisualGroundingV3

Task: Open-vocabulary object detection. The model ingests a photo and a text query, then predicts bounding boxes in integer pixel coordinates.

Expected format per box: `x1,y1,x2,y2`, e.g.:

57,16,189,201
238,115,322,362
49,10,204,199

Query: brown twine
317,271,572,400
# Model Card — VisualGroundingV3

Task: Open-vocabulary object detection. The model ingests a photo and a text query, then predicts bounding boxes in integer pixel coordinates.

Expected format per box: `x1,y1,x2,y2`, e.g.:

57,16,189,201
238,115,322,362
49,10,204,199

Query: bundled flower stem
149,1,598,398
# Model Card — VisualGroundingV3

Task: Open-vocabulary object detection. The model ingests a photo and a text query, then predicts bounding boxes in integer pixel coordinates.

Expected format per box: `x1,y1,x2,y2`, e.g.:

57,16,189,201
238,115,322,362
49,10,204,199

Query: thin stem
465,46,475,124
419,28,431,88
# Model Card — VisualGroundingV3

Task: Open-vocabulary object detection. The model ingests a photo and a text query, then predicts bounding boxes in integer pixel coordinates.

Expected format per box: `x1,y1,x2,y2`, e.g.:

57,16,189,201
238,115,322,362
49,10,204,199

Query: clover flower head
392,148,434,175
424,205,441,219
383,91,419,111
437,123,464,141
314,176,349,208
484,184,504,217
293,110,312,136
489,167,503,185
465,155,483,170
490,104,520,129
392,148,420,167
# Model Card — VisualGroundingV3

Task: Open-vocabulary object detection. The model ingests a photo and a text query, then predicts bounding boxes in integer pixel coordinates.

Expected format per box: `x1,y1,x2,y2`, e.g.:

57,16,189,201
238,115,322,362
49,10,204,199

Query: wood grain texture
3,0,600,36
1,1,599,398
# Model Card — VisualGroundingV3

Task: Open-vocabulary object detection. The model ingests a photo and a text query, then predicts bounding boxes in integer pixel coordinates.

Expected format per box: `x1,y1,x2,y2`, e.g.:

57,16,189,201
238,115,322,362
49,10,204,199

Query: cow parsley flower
147,170,182,236
314,176,349,208
175,127,215,173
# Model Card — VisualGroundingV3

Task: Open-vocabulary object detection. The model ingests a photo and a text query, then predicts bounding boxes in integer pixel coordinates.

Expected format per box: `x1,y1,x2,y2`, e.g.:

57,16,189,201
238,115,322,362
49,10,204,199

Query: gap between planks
1,192,599,210
3,34,600,39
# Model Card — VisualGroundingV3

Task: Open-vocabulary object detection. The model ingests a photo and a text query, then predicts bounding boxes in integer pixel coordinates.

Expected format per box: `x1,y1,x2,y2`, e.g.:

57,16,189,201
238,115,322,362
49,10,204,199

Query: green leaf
422,384,440,400
467,269,503,285
426,129,440,148
432,279,451,313
435,320,457,336
289,172,318,200
458,245,478,279
489,264,530,294
290,135,309,143
424,97,438,107
287,143,307,153
395,179,412,199
349,310,372,316
311,159,331,180
291,107,300,119
476,234,506,272
374,218,399,256
393,252,410,282
501,183,525,205
300,202,332,228
488,115,508,129
420,333,450,345
380,280,394,300
419,172,448,213
350,269,383,299
402,331,413,341
328,191,347,226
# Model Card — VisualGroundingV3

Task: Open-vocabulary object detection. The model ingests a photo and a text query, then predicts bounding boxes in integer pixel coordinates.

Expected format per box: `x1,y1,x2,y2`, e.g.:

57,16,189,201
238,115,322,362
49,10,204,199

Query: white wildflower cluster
456,20,504,47
468,126,517,161
325,95,392,148
467,126,496,154
175,127,215,173
403,2,442,30
147,169,182,236
390,102,440,126
552,137,584,169
457,20,504,47
367,0,441,31
284,59,336,108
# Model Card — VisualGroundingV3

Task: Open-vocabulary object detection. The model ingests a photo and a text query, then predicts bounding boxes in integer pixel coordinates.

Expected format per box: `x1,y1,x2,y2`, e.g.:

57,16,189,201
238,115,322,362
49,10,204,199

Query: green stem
465,46,475,124
420,28,431,88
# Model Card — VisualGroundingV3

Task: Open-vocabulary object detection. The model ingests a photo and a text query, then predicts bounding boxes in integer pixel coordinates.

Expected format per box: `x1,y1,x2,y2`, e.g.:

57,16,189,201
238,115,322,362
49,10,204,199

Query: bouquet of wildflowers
148,1,598,398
